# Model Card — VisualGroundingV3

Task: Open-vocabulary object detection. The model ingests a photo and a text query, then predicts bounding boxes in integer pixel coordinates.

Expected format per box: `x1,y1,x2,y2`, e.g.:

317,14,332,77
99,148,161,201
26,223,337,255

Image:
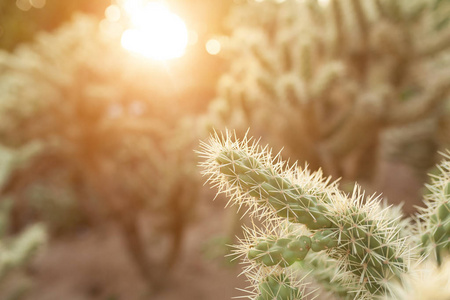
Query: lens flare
120,1,188,60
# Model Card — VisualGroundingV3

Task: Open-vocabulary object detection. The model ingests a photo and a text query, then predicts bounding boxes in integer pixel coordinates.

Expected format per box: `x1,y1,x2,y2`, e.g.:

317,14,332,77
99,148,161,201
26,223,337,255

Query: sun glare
120,1,188,60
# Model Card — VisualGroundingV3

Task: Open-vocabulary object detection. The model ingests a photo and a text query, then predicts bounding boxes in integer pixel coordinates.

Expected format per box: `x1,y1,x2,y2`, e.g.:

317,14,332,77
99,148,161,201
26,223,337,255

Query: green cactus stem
199,130,411,298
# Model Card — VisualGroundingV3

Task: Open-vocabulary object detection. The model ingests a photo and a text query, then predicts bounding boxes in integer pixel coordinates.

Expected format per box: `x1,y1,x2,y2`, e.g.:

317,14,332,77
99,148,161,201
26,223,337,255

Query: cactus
416,151,450,265
0,13,201,290
0,143,42,190
208,0,450,187
199,130,450,299
0,199,46,282
0,199,46,299
0,0,110,51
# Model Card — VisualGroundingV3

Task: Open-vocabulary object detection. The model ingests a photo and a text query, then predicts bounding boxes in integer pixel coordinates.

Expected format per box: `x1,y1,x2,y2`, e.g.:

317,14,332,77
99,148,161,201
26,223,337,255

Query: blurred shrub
0,0,109,51
0,13,202,290
0,199,46,299
207,0,450,200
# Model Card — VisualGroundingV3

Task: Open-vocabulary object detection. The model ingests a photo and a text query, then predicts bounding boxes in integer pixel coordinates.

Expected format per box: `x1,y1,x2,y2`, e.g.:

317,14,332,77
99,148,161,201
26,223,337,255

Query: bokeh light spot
205,39,221,55
30,0,46,9
105,4,122,22
16,0,32,11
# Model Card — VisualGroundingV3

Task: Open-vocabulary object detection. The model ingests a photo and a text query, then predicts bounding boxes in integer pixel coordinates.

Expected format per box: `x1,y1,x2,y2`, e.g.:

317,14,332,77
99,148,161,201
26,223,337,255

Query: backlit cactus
199,130,450,299
0,13,201,290
200,131,417,299
208,0,450,189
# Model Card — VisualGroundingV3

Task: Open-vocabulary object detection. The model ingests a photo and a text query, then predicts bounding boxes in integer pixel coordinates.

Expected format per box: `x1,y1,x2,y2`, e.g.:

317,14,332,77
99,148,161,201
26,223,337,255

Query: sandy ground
1,192,249,300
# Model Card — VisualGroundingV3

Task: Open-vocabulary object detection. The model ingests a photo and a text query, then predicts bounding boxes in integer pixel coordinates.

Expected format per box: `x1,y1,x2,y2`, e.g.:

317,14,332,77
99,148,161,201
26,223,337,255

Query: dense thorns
199,130,413,299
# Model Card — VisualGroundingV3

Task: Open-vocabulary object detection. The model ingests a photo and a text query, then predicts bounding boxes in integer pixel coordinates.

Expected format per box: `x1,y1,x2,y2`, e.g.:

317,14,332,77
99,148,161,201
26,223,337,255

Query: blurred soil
1,189,248,300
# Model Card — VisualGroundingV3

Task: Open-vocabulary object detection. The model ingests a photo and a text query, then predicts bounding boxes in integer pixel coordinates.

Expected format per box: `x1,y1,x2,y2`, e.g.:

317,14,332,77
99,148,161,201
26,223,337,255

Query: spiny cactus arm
237,218,339,269
298,252,357,299
199,130,335,229
247,234,312,268
237,220,354,299
256,274,303,300
229,220,314,300
416,151,450,265
249,269,308,300
199,131,410,298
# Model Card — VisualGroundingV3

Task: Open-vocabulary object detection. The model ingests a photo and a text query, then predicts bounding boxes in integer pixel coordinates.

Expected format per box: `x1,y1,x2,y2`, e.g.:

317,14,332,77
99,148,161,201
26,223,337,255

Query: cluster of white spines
387,257,450,300
199,130,411,299
232,220,312,300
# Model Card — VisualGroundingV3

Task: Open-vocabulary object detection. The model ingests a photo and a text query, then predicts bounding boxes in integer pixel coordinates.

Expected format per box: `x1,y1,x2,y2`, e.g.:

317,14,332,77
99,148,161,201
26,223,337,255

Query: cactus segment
248,235,312,267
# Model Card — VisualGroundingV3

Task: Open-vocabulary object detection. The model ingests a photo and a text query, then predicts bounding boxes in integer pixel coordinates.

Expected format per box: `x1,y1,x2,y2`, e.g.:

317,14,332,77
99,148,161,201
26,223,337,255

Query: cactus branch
199,130,412,298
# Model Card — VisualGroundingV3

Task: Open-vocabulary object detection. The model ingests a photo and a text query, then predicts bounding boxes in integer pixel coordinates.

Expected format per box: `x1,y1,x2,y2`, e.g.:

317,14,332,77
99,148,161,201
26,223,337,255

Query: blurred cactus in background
0,200,46,281
0,136,46,297
0,0,110,51
0,199,46,298
199,130,450,299
0,13,202,291
207,0,450,212
433,0,450,30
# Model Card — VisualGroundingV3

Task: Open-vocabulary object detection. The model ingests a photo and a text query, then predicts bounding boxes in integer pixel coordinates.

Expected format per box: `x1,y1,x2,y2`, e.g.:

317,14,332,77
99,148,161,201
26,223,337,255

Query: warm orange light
188,30,199,46
120,1,188,60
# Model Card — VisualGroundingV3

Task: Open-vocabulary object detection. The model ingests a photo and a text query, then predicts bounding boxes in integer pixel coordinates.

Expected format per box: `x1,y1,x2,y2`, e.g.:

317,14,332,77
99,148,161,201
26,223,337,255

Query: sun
119,1,188,60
